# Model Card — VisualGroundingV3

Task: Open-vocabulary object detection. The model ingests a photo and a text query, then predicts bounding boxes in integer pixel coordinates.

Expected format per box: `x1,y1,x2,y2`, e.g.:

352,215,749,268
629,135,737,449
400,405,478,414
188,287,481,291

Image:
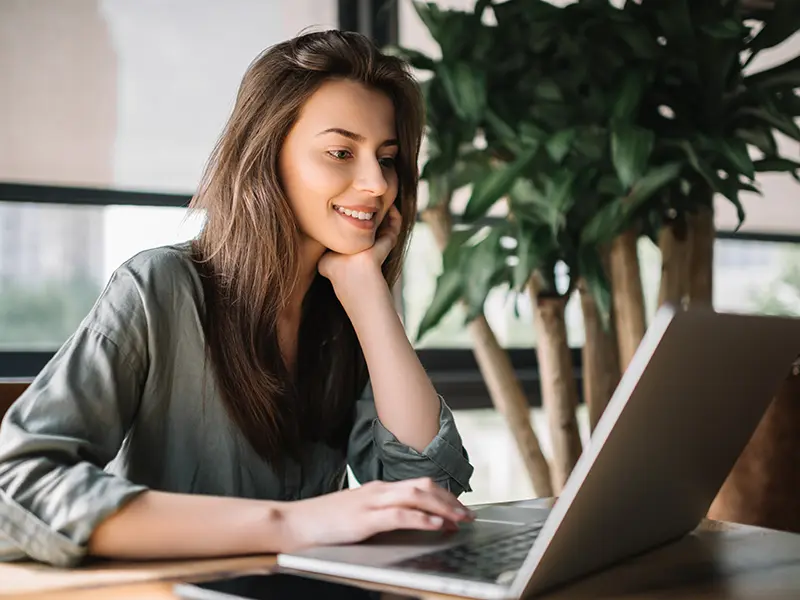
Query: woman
0,30,474,568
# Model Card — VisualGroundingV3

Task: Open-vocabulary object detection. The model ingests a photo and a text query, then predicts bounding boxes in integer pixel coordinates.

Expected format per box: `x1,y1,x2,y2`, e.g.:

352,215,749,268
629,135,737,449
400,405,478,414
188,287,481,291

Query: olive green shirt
0,244,473,567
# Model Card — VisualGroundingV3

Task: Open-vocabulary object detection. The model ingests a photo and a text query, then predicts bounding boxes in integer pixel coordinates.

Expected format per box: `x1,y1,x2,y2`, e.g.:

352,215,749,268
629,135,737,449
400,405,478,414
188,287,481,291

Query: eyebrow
317,127,399,149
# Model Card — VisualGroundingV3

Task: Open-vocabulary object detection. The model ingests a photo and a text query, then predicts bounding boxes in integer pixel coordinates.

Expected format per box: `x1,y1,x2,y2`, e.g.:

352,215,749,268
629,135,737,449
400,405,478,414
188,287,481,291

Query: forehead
294,78,396,140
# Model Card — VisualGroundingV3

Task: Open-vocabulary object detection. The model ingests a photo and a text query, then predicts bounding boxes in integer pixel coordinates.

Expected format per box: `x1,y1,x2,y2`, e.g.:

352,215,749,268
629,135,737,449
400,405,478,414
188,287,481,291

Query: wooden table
4,377,799,599
3,513,800,599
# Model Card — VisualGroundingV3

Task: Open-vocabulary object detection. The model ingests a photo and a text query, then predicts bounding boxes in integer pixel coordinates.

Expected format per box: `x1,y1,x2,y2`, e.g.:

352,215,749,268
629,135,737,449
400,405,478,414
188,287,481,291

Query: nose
353,157,389,197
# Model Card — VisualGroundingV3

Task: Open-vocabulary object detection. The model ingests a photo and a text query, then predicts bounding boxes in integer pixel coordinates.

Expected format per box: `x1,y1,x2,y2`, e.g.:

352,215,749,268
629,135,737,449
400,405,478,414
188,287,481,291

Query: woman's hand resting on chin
279,477,474,551
317,204,401,304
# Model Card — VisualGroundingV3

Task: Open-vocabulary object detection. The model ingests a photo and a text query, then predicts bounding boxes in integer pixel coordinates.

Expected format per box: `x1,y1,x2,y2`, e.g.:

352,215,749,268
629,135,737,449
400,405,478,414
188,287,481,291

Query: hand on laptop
279,477,475,550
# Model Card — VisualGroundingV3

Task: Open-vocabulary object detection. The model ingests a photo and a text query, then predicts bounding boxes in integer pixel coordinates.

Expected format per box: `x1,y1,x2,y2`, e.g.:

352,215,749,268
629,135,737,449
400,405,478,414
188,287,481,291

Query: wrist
333,266,392,311
254,501,294,554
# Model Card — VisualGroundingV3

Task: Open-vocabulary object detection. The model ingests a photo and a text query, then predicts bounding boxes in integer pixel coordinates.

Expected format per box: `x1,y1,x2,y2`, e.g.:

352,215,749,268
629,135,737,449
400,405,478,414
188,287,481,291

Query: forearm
88,490,287,560
342,275,441,453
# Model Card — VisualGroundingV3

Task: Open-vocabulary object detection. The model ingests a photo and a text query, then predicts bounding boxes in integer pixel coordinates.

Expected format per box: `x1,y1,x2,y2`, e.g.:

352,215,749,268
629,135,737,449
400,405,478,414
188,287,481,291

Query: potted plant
395,0,800,496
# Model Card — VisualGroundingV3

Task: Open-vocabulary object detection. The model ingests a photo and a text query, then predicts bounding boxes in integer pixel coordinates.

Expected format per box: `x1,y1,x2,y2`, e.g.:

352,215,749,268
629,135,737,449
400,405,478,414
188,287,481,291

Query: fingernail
428,516,444,527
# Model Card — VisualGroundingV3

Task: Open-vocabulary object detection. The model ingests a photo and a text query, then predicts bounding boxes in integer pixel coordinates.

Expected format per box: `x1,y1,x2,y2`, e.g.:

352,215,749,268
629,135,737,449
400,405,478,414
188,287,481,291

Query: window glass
0,0,338,193
0,201,203,350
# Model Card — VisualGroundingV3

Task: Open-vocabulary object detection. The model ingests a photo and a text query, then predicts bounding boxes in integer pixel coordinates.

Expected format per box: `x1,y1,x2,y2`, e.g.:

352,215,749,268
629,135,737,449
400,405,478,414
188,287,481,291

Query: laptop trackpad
472,504,551,525
297,519,528,567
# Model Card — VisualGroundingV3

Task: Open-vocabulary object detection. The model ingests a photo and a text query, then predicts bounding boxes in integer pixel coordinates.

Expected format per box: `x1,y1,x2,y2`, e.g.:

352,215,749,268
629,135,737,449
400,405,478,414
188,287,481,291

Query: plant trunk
688,205,714,306
707,359,800,534
578,278,621,432
658,204,715,309
467,316,553,497
528,277,583,493
421,206,553,497
609,228,647,372
657,220,692,309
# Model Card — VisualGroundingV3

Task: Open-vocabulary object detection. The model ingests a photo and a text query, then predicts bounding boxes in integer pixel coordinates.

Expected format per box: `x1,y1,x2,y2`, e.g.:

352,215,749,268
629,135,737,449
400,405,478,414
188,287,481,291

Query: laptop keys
392,523,542,583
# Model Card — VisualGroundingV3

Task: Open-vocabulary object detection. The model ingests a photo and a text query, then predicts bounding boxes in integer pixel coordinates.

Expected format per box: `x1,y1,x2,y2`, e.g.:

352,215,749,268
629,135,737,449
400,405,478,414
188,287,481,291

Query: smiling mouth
333,205,376,221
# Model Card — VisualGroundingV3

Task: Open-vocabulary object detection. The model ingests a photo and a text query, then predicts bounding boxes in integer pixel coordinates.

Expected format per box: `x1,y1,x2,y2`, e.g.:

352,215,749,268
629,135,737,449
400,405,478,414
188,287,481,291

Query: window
0,200,203,350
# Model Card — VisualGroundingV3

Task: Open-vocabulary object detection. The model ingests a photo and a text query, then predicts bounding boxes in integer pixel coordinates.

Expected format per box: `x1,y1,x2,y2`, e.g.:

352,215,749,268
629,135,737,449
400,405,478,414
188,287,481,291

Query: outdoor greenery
0,278,101,348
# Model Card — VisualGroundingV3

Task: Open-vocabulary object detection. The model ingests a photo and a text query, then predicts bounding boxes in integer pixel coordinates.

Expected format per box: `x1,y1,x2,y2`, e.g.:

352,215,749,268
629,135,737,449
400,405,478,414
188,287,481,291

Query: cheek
287,155,350,202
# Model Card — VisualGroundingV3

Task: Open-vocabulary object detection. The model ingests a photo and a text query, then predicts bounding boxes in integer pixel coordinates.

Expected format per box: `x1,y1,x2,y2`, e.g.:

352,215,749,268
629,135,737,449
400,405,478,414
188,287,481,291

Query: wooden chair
0,380,29,421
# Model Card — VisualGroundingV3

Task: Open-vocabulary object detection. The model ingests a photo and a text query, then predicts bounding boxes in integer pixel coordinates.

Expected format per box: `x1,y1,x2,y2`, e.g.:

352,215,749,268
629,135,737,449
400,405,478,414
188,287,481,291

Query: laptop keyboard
391,522,543,583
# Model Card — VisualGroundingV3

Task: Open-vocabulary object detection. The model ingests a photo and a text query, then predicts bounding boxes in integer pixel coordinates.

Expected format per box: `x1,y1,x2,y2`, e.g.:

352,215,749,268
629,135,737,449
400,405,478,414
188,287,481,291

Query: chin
325,238,374,255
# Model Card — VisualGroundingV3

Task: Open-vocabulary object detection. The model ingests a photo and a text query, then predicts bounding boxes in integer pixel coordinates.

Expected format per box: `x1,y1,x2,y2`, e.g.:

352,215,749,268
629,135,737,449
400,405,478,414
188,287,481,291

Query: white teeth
335,206,374,220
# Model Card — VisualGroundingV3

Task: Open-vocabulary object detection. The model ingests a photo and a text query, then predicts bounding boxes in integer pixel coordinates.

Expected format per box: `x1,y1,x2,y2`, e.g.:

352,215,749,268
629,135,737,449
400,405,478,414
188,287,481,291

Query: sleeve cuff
372,396,474,496
0,473,148,567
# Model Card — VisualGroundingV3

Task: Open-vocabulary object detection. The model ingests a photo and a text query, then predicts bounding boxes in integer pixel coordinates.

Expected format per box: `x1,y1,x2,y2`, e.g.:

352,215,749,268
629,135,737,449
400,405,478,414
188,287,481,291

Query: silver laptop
277,305,800,599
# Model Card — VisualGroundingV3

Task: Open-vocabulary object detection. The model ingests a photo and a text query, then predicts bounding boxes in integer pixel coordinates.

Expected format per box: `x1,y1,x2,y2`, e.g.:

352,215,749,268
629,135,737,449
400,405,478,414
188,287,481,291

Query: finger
376,482,471,523
402,478,474,518
377,204,401,238
370,508,448,533
370,231,395,262
387,204,402,234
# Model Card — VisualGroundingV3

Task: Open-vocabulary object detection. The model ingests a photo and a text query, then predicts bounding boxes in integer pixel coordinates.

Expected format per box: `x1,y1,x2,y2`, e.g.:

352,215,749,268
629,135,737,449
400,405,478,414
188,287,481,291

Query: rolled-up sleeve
347,385,474,496
0,268,151,567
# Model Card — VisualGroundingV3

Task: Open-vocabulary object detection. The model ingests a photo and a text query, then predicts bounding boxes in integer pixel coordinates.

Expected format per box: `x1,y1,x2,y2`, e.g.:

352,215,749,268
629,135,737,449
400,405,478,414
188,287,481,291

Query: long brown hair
189,30,424,467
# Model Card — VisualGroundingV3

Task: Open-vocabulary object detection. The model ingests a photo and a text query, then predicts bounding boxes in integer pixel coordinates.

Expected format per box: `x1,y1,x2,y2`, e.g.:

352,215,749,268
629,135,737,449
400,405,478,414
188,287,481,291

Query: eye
328,149,353,161
379,156,397,169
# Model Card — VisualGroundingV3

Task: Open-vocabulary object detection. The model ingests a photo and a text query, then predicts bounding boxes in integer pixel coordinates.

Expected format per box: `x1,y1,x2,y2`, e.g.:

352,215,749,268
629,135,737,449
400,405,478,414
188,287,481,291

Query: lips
332,204,379,231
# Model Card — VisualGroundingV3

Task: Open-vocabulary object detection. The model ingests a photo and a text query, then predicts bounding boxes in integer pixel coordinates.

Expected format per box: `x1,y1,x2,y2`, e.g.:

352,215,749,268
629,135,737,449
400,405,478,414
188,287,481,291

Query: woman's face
279,78,400,257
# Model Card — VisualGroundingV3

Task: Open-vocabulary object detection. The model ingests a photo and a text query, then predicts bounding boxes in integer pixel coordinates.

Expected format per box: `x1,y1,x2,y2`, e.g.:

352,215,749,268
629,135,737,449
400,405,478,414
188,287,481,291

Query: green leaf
746,54,800,90
578,250,612,332
778,91,800,117
612,71,647,122
474,0,492,18
441,227,475,271
543,171,576,235
520,122,548,147
735,127,778,156
415,267,463,342
737,179,761,195
611,123,655,189
534,80,563,102
598,175,625,197
463,229,507,320
700,18,745,39
738,107,800,142
581,199,625,246
484,110,524,154
581,163,682,247
615,22,659,59
545,129,576,163
412,2,445,44
681,153,746,230
653,0,693,41
415,227,473,341
437,62,487,123
753,157,800,173
625,162,683,211
513,223,549,290
385,46,437,71
463,145,539,222
747,0,800,56
719,138,756,180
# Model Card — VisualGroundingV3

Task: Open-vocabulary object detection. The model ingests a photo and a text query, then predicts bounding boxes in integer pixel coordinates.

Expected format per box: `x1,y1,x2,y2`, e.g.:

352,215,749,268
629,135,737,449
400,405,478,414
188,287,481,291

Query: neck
283,236,327,321
277,237,326,375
